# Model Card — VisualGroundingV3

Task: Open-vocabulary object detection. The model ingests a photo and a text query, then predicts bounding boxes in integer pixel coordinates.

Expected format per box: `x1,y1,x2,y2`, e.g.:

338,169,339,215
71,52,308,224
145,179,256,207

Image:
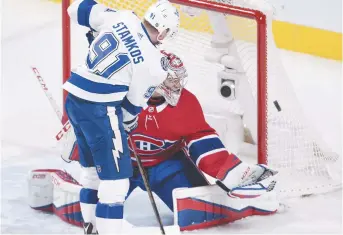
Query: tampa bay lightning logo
144,86,156,99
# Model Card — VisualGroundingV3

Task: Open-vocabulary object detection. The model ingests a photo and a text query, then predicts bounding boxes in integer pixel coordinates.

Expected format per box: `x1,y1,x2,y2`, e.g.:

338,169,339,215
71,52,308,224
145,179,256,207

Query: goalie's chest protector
132,103,184,144
138,103,186,138
129,96,192,165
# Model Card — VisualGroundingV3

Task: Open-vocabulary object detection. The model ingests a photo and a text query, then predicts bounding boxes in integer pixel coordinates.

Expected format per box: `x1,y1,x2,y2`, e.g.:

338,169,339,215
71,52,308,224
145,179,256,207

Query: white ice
1,0,342,234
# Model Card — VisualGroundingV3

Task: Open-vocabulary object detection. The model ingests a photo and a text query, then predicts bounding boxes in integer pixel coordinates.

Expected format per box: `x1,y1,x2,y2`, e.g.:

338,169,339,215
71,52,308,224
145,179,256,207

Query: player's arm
122,52,168,132
183,95,235,178
121,79,162,133
184,95,277,189
121,95,143,133
67,0,116,31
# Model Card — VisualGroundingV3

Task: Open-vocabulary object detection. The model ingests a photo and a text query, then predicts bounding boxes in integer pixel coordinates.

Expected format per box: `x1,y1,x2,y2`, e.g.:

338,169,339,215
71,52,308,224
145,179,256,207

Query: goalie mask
156,50,188,106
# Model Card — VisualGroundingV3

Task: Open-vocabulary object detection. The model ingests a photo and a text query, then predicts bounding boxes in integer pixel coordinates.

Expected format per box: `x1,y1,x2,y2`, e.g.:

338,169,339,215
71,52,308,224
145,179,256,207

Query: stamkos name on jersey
113,22,144,64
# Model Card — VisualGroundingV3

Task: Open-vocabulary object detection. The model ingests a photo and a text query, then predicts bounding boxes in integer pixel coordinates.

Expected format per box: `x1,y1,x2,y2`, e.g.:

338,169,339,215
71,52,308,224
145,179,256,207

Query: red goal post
62,0,71,124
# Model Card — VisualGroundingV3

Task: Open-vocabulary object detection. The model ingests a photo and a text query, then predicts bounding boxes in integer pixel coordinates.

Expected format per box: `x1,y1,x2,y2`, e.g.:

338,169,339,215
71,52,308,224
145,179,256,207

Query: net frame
62,0,71,124
61,0,268,164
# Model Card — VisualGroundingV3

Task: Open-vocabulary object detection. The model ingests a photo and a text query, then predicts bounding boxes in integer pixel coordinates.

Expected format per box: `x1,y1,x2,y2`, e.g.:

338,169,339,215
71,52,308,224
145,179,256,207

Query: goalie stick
31,67,72,141
31,67,63,121
128,136,166,235
31,66,76,162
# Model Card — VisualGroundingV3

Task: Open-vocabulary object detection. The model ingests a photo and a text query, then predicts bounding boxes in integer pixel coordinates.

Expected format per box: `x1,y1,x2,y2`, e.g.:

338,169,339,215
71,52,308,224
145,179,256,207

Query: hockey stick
31,67,72,141
31,66,76,162
31,67,63,121
128,136,166,235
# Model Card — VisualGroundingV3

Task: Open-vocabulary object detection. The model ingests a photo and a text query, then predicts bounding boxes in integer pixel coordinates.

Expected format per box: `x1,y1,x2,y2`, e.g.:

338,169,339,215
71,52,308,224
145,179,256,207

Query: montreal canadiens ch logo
129,134,166,155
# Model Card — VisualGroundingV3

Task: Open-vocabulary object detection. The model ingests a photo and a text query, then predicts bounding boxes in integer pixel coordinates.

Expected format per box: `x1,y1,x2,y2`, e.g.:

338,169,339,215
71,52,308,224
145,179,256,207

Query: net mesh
86,0,341,196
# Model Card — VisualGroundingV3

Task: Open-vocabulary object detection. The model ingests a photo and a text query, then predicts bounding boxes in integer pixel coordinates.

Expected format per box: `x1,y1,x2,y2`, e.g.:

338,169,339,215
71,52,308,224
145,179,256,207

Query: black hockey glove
86,30,96,47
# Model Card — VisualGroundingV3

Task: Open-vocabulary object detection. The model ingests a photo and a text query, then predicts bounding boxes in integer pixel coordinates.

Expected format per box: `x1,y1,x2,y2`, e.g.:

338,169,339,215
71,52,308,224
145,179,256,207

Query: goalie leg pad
28,169,83,227
173,183,279,231
28,169,55,212
138,151,208,211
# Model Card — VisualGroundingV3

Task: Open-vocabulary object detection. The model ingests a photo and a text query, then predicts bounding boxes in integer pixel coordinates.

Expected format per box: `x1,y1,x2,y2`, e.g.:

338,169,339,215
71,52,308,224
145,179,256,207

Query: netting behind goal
62,0,342,197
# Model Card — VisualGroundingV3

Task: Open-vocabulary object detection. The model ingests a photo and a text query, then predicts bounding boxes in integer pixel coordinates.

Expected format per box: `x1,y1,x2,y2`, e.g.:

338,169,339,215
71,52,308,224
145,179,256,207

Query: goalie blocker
28,169,279,231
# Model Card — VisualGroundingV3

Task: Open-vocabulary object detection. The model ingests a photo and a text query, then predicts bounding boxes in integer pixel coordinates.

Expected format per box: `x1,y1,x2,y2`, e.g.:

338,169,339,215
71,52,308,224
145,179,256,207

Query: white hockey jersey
63,0,168,121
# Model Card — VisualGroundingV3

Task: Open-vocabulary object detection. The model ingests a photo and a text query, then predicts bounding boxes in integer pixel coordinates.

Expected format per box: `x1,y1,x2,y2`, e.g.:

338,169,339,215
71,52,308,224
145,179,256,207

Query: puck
274,100,281,112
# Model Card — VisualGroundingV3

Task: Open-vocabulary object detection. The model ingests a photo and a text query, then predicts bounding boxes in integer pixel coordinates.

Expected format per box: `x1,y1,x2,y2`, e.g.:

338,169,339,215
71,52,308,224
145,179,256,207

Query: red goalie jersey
129,88,233,179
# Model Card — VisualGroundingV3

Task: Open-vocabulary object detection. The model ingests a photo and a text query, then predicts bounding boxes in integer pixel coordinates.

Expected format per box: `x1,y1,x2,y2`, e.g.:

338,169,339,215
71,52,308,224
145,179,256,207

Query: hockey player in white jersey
63,0,180,234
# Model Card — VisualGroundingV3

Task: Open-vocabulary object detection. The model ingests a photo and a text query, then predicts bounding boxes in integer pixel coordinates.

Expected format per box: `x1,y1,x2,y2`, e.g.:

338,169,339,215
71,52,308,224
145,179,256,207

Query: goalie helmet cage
61,0,342,197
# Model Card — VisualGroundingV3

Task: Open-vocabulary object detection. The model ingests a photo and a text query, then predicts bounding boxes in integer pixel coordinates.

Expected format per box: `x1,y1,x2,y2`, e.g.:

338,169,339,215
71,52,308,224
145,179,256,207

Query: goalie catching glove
217,161,278,190
198,150,278,191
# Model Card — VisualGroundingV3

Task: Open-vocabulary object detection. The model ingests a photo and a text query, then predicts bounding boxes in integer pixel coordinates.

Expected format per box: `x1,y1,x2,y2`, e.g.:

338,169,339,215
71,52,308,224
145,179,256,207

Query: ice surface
1,0,342,234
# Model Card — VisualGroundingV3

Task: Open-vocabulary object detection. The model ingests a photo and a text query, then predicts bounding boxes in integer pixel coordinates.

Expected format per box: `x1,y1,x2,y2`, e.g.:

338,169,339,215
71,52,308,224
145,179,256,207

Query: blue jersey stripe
68,72,129,94
77,0,97,28
189,137,225,162
121,97,142,116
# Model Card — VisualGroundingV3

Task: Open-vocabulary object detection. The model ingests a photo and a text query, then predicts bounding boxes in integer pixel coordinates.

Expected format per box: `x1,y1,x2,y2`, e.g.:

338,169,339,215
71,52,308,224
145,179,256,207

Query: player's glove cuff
123,116,138,133
86,29,98,47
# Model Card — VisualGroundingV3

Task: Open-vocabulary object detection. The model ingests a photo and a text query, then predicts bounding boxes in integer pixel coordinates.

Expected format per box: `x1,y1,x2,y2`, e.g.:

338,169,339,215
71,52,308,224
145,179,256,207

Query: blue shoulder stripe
68,72,129,94
77,0,97,28
121,97,142,116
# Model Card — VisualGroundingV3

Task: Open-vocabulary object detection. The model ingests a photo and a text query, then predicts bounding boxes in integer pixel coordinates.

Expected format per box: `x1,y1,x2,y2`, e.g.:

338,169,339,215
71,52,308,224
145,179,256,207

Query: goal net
62,0,342,197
